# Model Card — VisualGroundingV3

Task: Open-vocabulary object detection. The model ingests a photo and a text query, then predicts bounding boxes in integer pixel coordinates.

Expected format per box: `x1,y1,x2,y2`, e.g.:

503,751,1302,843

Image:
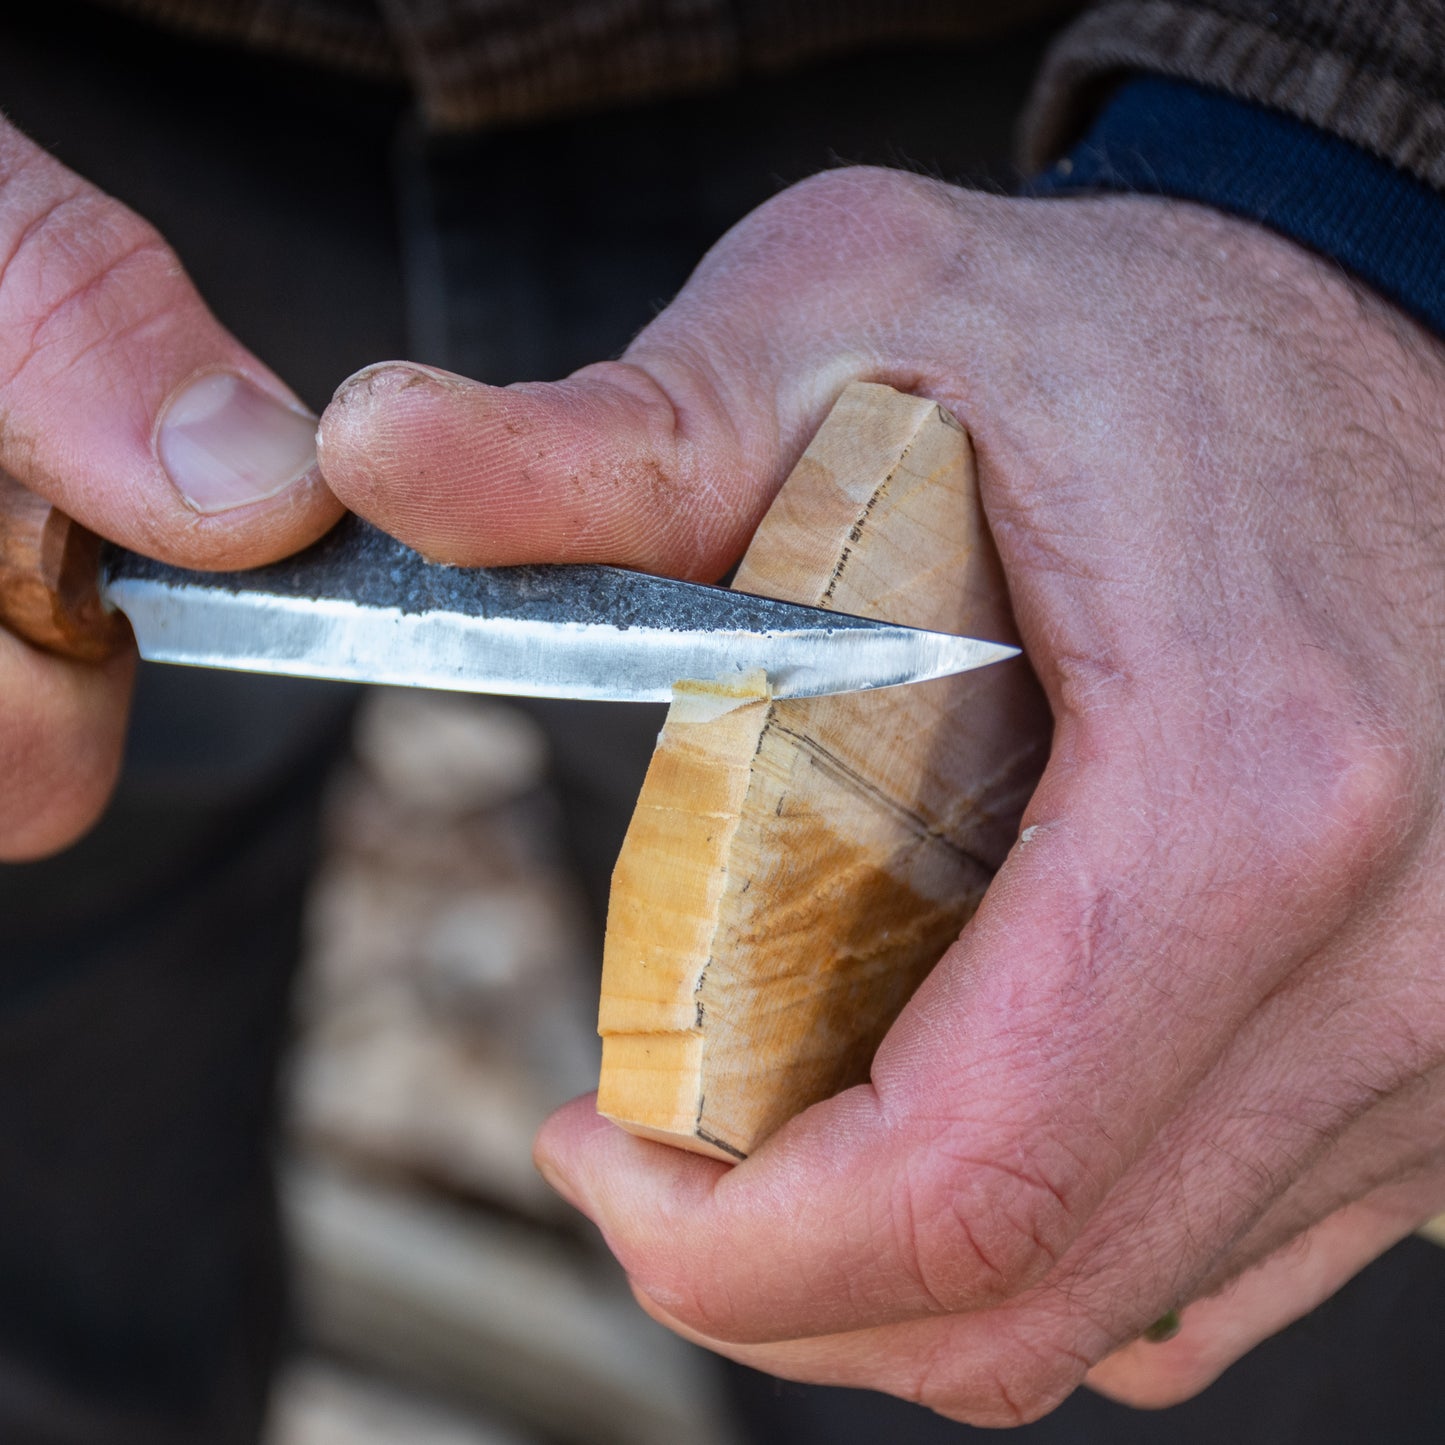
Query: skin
316,171,1445,1424
0,117,340,860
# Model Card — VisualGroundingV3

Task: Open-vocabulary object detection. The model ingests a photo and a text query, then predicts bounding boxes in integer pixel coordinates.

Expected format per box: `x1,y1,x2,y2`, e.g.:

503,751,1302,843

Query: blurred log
597,383,1050,1160
267,1357,532,1445
291,690,598,1216
283,1163,737,1445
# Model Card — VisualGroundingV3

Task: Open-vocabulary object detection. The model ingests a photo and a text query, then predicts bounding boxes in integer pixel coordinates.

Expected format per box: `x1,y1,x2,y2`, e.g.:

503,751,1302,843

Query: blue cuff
1030,76,1445,341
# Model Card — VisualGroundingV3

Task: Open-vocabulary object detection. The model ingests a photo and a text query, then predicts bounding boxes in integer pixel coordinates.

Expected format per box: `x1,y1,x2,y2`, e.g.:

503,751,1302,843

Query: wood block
597,383,1050,1160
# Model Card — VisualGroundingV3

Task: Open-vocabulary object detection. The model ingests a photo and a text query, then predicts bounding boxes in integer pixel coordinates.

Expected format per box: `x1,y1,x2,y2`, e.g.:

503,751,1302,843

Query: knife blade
0,478,1017,702
103,515,1017,702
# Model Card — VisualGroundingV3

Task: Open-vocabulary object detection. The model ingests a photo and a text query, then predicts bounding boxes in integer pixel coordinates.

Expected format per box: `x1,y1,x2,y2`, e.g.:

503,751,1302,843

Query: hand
317,170,1445,1424
0,118,341,860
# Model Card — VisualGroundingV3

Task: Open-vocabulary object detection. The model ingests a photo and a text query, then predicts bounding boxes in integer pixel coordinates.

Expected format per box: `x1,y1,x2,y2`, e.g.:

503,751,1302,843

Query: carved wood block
597,383,1049,1160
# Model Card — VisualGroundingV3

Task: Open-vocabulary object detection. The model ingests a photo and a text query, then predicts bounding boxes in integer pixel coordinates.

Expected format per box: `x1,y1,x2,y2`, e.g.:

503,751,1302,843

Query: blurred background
264,687,738,1445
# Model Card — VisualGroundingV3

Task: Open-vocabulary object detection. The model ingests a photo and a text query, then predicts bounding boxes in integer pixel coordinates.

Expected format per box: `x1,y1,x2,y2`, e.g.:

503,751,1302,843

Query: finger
615,1193,1428,1428
316,168,973,574
537,1102,1098,1427
634,1284,1098,1429
0,627,133,860
317,361,783,578
0,118,339,566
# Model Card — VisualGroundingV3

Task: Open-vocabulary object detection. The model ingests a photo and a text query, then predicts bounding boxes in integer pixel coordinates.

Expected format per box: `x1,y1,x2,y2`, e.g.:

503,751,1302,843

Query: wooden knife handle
0,469,131,662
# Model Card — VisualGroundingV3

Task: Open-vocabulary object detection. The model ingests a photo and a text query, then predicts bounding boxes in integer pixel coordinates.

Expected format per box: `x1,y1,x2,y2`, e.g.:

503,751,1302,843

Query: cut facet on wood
597,383,1050,1161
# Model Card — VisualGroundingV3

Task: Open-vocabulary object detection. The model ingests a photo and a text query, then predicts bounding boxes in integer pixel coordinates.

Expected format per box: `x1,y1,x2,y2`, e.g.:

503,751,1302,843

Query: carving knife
0,477,1017,702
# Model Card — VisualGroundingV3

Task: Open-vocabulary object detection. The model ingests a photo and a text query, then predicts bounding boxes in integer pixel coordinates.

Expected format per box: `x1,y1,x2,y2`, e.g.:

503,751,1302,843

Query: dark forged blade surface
101,516,1017,702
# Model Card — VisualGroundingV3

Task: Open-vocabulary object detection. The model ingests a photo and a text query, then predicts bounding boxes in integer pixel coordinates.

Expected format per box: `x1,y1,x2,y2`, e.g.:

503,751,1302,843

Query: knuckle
1311,721,1418,875
1089,1342,1224,1410
10,774,113,861
1243,691,1419,905
574,361,689,465
0,179,180,393
774,165,957,225
1067,655,1424,959
708,165,968,293
911,1323,1089,1427
895,1135,1083,1310
556,361,723,571
594,1204,740,1342
0,733,114,860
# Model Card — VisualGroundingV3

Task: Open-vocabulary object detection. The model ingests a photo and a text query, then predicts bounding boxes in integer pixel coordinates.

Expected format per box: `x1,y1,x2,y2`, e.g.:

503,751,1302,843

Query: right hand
320,171,1445,1422
0,117,341,860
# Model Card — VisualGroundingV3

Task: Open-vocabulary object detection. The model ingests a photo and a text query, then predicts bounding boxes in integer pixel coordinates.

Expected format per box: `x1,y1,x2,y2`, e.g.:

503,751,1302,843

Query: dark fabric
89,0,1074,131
91,0,400,76
0,9,402,1439
1022,1,1445,191
83,0,1445,183
1030,76,1445,340
0,675,350,1445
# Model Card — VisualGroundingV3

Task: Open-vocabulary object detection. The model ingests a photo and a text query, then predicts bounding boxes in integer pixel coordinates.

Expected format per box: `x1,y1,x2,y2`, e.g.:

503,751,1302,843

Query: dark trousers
2,5,1443,1442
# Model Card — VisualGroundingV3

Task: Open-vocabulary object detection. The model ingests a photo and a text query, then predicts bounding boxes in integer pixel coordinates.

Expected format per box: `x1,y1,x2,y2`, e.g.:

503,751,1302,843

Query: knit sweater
87,1,1445,196
85,0,1445,332
1026,2,1445,194
87,0,1072,132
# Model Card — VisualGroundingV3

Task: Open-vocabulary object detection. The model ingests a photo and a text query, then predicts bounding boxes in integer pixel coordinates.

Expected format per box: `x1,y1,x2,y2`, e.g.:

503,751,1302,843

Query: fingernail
331,361,463,410
158,371,317,514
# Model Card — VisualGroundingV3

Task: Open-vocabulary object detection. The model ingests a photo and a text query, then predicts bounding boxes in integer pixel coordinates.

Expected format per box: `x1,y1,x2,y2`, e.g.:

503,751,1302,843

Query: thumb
315,169,953,577
0,119,339,567
318,360,795,580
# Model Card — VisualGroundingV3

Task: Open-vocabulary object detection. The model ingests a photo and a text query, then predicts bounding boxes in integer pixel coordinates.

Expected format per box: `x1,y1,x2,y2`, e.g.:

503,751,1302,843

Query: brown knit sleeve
1020,1,1445,191
84,0,1077,133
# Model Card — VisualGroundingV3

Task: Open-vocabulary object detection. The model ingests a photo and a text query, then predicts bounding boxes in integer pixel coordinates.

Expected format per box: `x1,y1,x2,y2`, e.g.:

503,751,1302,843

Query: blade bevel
100,517,1018,702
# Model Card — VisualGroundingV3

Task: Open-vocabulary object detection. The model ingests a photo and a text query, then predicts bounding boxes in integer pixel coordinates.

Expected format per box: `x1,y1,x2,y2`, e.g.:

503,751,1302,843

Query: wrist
1029,75,1445,342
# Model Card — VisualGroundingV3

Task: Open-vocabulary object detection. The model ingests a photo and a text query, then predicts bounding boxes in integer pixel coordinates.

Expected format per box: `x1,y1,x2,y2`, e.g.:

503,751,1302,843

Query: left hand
0,116,338,860
317,171,1445,1425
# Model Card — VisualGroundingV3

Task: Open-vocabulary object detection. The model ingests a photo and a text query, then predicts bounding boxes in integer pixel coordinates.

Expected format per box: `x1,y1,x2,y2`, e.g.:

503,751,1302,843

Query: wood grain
597,383,1051,1160
0,469,129,661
